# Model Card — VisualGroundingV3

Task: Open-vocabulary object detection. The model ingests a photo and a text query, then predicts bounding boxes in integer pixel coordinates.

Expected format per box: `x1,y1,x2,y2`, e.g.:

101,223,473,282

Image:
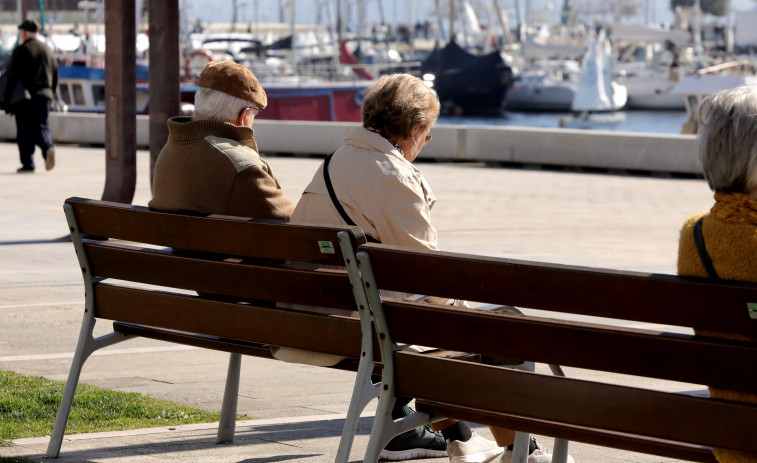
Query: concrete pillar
102,0,137,204
148,0,181,190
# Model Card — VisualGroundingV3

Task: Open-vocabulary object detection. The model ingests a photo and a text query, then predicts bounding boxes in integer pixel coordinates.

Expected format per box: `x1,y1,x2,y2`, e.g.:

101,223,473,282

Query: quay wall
0,113,700,175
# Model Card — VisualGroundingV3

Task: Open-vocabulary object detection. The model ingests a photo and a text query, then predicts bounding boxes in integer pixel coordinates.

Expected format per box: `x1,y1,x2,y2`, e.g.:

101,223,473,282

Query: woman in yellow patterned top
677,85,757,463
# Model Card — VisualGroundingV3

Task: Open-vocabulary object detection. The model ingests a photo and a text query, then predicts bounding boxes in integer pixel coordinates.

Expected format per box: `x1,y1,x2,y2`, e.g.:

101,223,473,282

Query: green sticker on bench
749,303,757,319
318,241,335,254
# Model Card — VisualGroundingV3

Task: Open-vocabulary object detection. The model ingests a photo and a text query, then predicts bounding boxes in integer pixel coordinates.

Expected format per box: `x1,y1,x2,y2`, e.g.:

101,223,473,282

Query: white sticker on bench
318,241,335,254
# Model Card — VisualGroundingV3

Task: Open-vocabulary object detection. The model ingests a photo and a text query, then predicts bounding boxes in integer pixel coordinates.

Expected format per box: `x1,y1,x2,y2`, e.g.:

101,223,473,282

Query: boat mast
290,0,297,73
358,0,364,63
435,0,444,47
325,0,339,74
693,0,703,58
450,0,456,41
492,0,513,47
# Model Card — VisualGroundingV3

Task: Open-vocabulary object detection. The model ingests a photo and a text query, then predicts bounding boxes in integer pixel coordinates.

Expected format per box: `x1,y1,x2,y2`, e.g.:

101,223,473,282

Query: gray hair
194,87,250,122
697,85,757,194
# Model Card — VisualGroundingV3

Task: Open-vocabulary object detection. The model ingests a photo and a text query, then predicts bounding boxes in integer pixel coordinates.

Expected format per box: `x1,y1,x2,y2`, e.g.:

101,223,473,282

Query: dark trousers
14,96,53,170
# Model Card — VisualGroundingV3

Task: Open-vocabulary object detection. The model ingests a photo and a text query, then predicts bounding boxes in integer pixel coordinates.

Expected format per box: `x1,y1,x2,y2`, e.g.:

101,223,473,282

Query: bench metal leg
484,305,572,463
552,437,571,463
217,352,241,444
363,394,430,463
546,364,570,463
46,318,129,458
335,357,380,463
511,431,532,463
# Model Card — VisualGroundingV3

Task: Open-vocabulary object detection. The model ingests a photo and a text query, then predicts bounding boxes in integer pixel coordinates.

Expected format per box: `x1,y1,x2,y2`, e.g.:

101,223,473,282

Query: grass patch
0,370,249,443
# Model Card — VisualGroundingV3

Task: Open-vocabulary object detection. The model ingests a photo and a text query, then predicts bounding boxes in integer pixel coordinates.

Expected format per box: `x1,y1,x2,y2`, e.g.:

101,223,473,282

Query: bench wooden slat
395,353,757,454
361,244,757,336
68,196,364,266
85,241,357,311
96,285,362,358
112,322,366,373
415,401,717,463
113,322,277,358
381,300,757,392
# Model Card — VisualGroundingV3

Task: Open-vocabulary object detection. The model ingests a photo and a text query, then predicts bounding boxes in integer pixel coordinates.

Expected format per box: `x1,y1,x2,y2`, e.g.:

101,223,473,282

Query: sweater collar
345,126,405,161
711,192,757,227
167,116,259,151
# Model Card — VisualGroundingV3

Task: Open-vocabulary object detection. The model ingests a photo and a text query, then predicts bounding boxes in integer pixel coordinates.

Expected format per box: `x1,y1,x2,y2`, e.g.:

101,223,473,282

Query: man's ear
235,108,247,127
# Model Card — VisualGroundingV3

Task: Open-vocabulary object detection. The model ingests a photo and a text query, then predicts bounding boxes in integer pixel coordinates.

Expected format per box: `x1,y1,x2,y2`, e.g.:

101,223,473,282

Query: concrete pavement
0,141,714,462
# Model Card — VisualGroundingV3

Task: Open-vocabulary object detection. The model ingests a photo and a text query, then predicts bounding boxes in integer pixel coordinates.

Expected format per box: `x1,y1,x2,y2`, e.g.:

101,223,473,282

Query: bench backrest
355,242,757,459
64,196,368,358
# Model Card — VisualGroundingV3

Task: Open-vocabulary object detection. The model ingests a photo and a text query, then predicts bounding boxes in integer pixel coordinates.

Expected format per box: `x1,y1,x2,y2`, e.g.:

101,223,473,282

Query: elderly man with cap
149,60,294,220
3,19,58,173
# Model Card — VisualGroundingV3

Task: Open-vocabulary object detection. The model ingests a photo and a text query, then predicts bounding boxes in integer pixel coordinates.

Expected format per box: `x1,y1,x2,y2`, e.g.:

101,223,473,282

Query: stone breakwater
0,113,698,175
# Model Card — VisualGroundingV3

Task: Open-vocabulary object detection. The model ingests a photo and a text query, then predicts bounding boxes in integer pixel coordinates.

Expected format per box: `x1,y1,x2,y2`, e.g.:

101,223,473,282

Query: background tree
670,0,727,16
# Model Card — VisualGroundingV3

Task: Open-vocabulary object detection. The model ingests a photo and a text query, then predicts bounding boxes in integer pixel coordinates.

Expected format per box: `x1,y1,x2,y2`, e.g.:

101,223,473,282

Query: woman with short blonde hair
361,73,440,152
291,73,440,248
290,74,568,463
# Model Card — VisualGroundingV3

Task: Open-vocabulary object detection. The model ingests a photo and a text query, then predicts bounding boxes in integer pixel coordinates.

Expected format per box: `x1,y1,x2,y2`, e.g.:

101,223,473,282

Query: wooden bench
46,197,379,460
351,243,757,463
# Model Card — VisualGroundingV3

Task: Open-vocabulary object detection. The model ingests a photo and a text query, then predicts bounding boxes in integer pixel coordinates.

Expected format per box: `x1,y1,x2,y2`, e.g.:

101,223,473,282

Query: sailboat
559,28,627,129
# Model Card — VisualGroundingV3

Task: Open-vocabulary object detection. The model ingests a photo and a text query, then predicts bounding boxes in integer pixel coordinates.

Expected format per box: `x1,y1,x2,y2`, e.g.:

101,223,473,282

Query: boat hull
506,78,575,111
422,40,514,116
57,65,367,122
258,83,366,122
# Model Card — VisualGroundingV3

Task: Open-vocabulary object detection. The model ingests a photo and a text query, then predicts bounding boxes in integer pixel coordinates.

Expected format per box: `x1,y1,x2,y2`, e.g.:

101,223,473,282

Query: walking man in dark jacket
4,19,58,173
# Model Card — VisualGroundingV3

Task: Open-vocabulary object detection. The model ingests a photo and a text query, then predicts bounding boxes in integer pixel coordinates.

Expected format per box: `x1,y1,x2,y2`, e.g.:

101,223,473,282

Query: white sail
571,28,626,112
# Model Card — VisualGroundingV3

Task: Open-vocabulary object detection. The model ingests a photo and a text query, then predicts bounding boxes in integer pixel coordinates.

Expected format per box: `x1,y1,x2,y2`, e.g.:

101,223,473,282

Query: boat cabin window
93,85,105,107
72,84,85,106
59,84,71,106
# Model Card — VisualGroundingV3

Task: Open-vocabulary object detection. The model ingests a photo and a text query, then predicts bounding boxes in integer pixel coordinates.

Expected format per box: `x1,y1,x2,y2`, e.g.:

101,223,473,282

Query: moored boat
421,39,514,116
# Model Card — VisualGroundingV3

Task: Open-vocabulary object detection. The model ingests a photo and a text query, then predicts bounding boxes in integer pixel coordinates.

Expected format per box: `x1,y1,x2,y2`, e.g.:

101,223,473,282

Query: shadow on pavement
0,235,71,246
36,416,374,463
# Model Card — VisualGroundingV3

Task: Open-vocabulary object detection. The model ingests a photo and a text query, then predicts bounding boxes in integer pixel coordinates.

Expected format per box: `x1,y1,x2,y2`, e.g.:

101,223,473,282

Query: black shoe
379,424,448,461
16,166,34,173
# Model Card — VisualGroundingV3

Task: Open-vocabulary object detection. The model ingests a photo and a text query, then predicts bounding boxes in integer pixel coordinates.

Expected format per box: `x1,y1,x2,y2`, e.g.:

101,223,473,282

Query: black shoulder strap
693,216,720,279
323,152,380,244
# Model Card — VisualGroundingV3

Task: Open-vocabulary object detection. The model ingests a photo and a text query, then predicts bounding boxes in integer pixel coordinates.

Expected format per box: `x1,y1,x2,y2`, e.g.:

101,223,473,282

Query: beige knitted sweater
678,197,757,463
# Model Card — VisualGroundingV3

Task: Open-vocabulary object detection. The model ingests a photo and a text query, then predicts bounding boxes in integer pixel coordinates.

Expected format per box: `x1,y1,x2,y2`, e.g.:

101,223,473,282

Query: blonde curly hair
361,73,440,141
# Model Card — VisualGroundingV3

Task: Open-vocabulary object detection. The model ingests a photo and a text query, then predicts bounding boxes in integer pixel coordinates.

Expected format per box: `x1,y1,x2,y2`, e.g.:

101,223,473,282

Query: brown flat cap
198,60,267,109
18,19,40,33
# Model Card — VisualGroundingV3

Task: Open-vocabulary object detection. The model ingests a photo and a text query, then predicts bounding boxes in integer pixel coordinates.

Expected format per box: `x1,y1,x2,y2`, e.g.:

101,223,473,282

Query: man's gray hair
194,87,251,122
698,85,757,194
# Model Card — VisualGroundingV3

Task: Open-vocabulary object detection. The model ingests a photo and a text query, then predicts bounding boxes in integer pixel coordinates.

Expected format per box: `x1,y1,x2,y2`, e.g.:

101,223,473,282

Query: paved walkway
0,142,713,462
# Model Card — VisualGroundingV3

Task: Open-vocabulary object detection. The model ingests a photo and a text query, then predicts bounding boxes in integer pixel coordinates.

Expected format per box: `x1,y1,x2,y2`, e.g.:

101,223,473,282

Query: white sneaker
499,438,574,463
448,431,504,463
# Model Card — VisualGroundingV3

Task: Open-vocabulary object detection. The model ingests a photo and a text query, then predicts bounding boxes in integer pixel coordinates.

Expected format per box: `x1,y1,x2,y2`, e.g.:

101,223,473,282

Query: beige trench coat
291,126,438,249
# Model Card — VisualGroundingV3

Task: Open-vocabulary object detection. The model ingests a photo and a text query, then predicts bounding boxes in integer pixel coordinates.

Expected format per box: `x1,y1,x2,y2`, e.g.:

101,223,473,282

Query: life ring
184,49,215,81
